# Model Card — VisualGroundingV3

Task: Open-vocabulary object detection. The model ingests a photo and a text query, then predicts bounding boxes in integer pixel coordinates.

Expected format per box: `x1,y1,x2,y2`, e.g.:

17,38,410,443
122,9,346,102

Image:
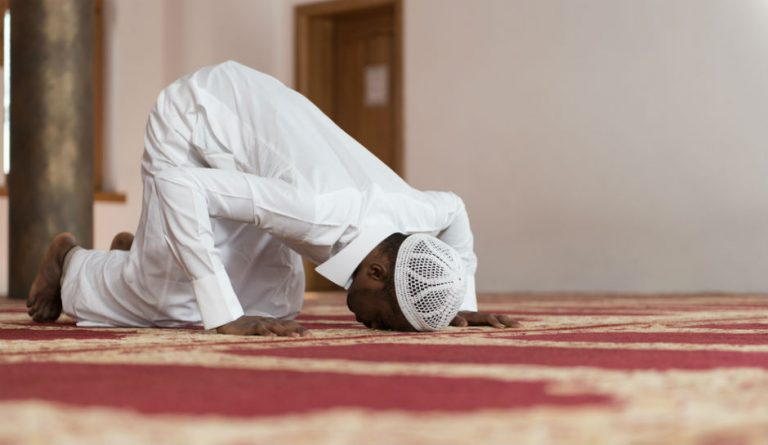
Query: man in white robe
26,61,518,335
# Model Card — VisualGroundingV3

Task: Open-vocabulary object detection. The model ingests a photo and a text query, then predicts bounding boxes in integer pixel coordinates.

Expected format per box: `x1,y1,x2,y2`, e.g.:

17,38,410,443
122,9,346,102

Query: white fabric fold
193,268,245,329
315,225,398,289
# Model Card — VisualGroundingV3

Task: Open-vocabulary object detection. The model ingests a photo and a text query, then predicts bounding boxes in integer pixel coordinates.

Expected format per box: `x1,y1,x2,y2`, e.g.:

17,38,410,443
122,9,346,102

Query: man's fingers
282,321,308,337
295,322,309,336
266,321,289,336
266,321,295,336
292,323,310,337
252,323,275,337
217,316,308,336
463,312,492,326
266,320,308,337
498,314,521,328
450,315,468,327
462,312,521,328
486,314,505,328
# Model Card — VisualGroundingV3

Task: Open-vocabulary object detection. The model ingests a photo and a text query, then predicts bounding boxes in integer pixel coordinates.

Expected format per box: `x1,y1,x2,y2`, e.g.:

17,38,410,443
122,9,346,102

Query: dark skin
346,249,415,331
217,316,308,337
26,233,79,322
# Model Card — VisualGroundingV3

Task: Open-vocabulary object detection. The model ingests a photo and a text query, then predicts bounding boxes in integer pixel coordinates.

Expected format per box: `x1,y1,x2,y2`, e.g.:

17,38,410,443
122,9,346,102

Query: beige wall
404,0,768,292
2,0,768,295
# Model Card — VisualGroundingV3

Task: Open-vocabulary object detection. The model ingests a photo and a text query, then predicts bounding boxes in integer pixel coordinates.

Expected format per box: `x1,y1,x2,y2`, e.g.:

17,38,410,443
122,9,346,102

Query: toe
38,304,51,320
28,298,39,315
39,299,61,322
34,307,53,322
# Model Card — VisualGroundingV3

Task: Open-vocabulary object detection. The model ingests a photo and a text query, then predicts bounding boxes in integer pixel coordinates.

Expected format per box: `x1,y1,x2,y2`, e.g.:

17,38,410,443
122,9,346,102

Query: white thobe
61,61,478,330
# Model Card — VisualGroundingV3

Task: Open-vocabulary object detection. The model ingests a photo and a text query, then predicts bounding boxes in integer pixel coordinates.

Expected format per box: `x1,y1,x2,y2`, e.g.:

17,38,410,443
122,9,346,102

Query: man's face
346,289,415,332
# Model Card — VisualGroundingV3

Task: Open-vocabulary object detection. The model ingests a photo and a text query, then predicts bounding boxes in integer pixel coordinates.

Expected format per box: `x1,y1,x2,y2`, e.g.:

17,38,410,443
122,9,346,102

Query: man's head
347,233,466,332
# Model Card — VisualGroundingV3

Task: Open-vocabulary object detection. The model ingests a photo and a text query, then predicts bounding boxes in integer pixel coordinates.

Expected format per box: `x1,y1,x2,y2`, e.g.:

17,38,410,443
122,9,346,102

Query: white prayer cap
394,234,466,331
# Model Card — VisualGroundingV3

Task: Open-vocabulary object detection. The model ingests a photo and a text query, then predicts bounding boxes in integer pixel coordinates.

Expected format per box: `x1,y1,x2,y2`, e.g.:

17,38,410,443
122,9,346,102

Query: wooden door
332,8,395,169
296,0,403,291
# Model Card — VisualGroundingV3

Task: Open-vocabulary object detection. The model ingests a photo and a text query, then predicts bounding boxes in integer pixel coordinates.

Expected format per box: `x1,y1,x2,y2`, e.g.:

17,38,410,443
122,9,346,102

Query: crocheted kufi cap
394,234,466,331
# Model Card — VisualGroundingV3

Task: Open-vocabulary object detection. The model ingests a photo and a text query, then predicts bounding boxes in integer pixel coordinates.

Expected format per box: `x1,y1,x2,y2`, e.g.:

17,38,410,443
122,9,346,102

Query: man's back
143,61,411,197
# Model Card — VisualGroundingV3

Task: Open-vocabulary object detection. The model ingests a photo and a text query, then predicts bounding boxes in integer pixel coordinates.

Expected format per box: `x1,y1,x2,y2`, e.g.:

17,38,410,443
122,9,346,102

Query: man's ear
368,263,388,282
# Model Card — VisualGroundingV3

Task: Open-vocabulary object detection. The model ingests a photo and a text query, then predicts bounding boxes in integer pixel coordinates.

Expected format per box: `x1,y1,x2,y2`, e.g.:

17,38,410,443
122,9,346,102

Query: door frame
294,0,403,174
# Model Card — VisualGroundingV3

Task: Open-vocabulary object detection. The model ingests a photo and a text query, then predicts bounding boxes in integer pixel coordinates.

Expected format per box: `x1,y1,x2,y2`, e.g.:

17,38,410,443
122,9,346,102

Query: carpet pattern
1,293,767,445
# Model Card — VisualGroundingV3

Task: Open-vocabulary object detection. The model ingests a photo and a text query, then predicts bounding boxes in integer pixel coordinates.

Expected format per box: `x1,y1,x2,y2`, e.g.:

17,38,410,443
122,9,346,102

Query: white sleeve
153,167,321,329
429,193,478,312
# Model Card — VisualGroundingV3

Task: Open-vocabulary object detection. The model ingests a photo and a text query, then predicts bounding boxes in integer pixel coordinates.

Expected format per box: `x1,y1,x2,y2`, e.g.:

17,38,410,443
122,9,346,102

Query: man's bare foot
109,232,134,251
27,233,78,322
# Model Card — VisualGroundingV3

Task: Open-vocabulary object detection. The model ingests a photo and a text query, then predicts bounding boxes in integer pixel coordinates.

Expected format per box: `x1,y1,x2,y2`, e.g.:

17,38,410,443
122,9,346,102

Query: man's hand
216,315,309,337
450,311,520,329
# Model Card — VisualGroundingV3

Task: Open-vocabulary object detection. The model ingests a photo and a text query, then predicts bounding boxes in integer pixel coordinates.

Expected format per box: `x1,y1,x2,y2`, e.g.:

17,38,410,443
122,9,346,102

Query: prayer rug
1,293,767,445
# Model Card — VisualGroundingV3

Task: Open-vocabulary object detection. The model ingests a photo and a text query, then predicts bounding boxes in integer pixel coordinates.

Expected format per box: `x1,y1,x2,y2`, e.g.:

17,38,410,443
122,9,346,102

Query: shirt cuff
460,275,478,312
192,269,245,330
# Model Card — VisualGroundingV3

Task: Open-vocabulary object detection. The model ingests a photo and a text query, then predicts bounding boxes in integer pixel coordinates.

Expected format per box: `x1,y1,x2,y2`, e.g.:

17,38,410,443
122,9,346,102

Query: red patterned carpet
1,293,768,445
